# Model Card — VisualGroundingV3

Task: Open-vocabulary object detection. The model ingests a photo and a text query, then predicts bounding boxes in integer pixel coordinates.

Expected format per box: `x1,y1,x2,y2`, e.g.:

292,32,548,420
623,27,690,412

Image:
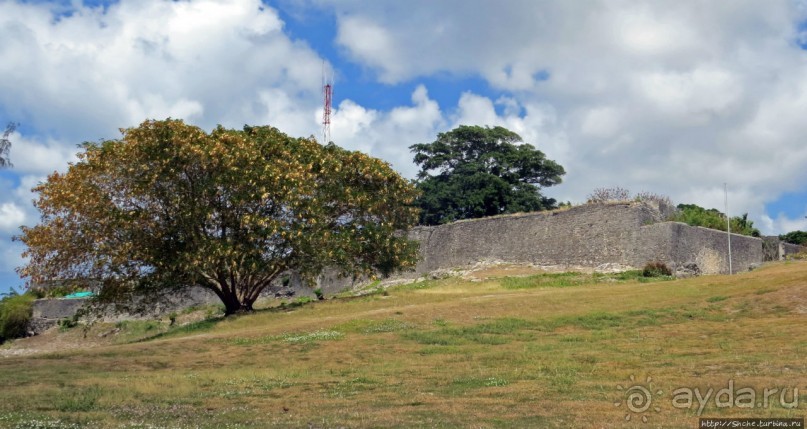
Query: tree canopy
410,125,565,225
0,122,16,168
780,230,807,245
16,119,420,315
671,203,760,237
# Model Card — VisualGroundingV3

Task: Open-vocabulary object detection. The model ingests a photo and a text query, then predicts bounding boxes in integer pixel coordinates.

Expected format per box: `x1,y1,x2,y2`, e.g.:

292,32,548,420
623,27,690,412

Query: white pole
725,183,732,275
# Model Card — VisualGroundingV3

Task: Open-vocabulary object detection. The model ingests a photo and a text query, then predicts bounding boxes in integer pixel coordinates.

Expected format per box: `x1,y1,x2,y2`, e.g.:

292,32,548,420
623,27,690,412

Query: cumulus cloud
325,0,807,234
0,203,25,234
3,0,807,293
761,212,807,237
0,0,325,141
330,84,443,176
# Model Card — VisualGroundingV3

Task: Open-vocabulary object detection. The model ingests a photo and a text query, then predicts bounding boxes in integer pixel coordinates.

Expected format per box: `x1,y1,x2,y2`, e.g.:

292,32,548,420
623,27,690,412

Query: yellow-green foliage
17,119,420,315
0,293,34,342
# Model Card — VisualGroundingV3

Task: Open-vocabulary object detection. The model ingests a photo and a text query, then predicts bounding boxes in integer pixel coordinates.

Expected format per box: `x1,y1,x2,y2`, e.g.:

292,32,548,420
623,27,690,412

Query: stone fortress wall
30,201,803,329
409,201,797,276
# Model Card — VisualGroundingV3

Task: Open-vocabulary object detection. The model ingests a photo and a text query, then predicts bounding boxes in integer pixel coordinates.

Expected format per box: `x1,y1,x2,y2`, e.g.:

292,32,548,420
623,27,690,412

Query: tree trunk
222,294,255,315
206,277,265,316
224,301,254,315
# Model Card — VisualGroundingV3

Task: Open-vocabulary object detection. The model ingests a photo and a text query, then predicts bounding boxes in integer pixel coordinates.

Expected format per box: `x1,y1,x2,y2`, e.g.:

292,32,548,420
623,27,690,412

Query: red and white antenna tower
322,62,333,144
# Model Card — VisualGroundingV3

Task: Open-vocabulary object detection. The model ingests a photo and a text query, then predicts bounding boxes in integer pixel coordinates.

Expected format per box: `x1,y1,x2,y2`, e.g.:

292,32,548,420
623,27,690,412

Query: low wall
782,242,804,258
29,271,330,334
29,288,221,334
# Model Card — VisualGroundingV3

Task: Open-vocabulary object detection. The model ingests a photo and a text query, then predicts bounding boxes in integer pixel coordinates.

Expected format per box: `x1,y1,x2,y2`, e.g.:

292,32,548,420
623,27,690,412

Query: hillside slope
1,262,806,428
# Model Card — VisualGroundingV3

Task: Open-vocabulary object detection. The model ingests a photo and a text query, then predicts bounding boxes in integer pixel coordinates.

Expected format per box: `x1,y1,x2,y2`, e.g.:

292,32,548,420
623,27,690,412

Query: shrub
314,288,324,300
780,231,807,246
671,204,760,237
587,187,673,208
0,293,35,342
642,261,672,277
58,317,78,331
634,191,672,207
586,187,631,204
290,296,314,307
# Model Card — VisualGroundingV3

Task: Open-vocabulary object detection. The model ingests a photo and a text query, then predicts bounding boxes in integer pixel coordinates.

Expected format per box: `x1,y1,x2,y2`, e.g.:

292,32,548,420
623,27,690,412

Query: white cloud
5,132,78,175
324,0,807,231
335,16,397,82
761,212,807,236
580,107,621,139
0,203,25,233
2,0,807,293
0,0,325,141
330,84,444,176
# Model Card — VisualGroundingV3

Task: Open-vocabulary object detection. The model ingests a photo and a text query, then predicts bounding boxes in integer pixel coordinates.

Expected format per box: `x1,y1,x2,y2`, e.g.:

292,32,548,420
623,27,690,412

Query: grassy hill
1,262,806,428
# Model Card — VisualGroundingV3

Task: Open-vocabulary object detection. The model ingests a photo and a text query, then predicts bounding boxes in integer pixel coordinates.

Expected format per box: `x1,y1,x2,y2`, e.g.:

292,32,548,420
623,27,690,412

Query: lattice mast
322,62,333,144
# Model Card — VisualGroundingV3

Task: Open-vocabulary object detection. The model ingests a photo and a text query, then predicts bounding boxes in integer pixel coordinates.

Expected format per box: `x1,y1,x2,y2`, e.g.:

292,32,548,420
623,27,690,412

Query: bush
587,187,631,204
586,187,673,208
634,191,672,207
642,262,672,277
780,231,807,246
671,204,760,237
58,317,78,331
786,250,807,261
0,293,35,343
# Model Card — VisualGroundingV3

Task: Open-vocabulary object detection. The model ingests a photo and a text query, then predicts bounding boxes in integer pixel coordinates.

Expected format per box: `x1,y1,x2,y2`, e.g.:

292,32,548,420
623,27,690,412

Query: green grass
500,270,674,289
55,386,101,412
0,262,806,428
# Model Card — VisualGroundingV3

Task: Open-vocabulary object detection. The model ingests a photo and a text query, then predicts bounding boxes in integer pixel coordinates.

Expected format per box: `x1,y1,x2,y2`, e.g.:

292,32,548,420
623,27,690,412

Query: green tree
16,119,420,315
0,293,34,343
0,122,16,168
779,230,807,245
672,204,760,237
410,125,565,225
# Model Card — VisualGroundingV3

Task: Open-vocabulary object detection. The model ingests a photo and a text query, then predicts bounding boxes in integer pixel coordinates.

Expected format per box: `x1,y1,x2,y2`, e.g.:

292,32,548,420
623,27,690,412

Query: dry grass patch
0,261,805,428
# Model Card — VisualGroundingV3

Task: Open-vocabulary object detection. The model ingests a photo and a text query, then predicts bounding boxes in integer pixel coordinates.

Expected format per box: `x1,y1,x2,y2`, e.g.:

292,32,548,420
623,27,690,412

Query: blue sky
2,0,807,294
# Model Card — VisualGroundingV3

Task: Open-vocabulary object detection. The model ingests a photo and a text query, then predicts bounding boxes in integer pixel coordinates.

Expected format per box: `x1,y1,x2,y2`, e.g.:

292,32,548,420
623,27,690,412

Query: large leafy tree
16,119,420,315
410,125,565,225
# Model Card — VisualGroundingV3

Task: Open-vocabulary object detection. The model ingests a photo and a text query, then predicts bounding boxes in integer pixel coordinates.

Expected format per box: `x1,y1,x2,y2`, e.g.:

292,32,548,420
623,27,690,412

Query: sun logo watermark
615,375,663,423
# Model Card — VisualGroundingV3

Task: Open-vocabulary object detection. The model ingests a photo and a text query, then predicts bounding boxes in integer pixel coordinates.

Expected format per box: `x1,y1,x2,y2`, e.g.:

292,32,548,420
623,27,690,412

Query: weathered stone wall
782,242,804,258
638,222,763,274
761,237,803,261
410,202,663,273
408,202,762,276
29,287,221,334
